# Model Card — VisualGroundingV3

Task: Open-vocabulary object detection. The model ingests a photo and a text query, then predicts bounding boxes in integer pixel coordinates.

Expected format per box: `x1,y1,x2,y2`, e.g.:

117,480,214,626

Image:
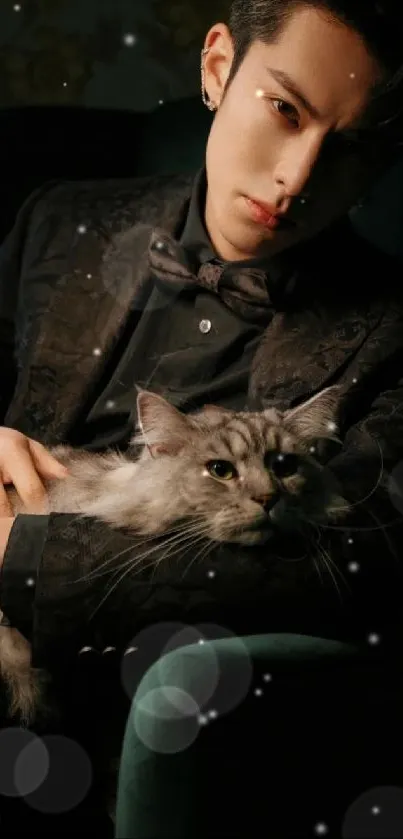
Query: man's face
204,6,386,261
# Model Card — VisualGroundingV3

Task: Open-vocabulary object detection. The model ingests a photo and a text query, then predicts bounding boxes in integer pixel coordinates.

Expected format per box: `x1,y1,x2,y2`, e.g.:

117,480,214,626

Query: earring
201,47,217,112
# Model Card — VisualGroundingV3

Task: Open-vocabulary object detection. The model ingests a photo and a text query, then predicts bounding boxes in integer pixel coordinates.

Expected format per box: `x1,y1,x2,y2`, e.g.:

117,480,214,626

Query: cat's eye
206,460,238,481
268,453,300,479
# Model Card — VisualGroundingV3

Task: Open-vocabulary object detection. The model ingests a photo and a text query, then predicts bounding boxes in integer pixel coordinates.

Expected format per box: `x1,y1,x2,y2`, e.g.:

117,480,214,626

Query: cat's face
134,388,348,545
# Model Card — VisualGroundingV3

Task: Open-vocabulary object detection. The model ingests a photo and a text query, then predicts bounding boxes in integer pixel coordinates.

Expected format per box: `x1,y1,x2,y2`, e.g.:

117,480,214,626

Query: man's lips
245,197,296,230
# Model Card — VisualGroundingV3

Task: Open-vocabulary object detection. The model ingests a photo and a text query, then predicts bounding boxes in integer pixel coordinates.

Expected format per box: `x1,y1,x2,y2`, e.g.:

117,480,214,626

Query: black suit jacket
1,173,403,672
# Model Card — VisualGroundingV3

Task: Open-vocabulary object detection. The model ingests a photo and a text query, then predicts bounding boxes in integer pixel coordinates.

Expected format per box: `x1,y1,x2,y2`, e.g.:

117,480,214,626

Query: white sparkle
327,421,337,432
368,633,380,645
123,32,137,47
77,224,87,234
13,3,21,10
86,273,92,279
254,688,263,697
92,347,102,356
63,82,68,88
348,561,360,573
352,377,358,384
309,446,316,454
198,714,208,725
349,72,356,79
158,99,164,105
106,400,115,409
78,646,93,654
208,709,218,720
207,570,216,578
124,646,138,655
25,576,35,587
371,806,381,815
198,639,205,645
102,646,116,654
255,88,265,99
314,823,329,836
263,673,272,682
347,537,354,545
300,198,306,204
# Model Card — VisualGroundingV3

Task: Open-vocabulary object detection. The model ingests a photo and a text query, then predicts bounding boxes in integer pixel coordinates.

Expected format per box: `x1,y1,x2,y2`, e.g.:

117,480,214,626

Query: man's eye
271,98,300,127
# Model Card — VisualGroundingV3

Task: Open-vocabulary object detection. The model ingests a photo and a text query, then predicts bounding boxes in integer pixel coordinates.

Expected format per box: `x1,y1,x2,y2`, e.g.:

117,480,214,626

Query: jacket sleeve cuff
0,514,49,638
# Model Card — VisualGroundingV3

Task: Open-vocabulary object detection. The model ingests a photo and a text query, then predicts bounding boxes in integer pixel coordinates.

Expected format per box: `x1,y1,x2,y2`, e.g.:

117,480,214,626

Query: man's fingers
6,448,48,513
29,440,68,479
0,430,66,514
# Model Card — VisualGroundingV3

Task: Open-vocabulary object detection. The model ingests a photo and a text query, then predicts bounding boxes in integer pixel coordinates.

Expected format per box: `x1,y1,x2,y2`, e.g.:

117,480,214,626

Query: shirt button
199,319,212,334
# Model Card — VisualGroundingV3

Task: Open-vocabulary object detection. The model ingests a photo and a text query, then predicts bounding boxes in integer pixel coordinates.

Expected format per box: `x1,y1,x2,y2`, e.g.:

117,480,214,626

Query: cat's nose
252,494,277,512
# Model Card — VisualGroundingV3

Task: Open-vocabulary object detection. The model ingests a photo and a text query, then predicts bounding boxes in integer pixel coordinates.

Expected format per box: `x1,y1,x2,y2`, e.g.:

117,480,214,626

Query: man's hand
0,517,15,566
0,428,68,515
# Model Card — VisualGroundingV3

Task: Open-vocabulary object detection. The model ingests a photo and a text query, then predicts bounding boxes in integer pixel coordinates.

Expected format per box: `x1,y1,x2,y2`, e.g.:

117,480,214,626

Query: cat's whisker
312,553,325,587
126,522,211,575
135,522,213,584
149,531,212,584
309,528,350,600
91,521,211,593
90,528,211,618
315,542,343,600
180,538,216,580
101,527,210,586
74,519,209,583
272,544,310,563
121,534,209,586
71,537,136,583
309,514,403,535
270,523,311,563
327,438,385,513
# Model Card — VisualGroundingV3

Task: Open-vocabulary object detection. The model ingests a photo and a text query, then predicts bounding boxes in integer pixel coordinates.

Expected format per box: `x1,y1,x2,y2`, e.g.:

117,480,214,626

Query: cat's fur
0,386,348,724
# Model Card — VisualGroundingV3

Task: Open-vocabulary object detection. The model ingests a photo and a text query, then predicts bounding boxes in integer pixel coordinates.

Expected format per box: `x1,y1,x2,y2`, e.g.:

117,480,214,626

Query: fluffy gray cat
0,386,348,723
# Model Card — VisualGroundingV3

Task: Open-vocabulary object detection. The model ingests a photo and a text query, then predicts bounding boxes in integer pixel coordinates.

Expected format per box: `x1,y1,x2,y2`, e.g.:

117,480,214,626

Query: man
1,0,403,827
1,0,403,659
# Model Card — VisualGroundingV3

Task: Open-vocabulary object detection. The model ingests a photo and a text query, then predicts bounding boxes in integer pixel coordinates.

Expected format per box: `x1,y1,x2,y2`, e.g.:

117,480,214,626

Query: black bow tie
147,229,275,324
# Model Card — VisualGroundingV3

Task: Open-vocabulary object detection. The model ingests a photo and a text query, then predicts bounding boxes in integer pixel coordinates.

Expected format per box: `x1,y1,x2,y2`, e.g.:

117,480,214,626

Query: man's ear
202,23,234,107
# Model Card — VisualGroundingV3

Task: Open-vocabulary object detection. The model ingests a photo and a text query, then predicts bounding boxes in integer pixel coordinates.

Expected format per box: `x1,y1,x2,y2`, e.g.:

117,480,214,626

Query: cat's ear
282,386,342,440
135,390,192,457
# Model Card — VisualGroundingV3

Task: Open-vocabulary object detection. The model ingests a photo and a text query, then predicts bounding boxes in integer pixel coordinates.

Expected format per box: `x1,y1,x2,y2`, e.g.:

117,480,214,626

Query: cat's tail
0,621,42,726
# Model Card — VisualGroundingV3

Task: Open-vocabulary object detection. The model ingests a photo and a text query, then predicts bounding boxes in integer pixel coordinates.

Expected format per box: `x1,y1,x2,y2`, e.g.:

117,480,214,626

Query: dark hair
226,0,403,143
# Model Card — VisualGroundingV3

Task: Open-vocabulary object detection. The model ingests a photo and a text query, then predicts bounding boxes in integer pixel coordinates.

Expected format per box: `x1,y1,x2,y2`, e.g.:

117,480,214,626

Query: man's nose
274,132,324,202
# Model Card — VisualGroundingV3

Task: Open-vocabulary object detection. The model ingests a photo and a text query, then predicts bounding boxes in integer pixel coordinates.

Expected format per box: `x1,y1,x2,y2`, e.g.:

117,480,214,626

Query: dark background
0,0,402,262
0,0,230,110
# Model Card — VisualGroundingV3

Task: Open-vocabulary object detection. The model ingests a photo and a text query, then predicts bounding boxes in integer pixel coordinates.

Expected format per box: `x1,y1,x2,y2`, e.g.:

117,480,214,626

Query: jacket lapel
249,225,385,409
249,302,382,409
6,175,193,443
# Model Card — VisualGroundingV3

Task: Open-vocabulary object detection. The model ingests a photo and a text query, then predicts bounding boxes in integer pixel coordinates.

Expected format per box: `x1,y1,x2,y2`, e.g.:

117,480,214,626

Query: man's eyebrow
265,67,321,119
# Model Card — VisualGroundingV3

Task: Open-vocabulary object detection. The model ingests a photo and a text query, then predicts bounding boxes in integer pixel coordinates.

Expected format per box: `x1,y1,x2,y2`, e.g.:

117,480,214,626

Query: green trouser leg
115,633,403,838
